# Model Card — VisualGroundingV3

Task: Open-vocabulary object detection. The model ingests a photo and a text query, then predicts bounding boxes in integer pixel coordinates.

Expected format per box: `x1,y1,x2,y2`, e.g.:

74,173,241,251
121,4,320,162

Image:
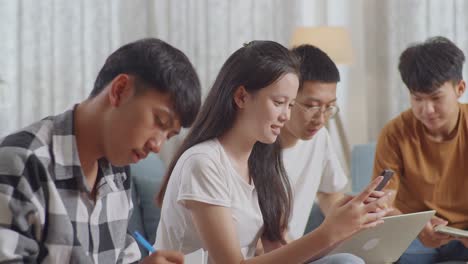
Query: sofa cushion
129,154,166,256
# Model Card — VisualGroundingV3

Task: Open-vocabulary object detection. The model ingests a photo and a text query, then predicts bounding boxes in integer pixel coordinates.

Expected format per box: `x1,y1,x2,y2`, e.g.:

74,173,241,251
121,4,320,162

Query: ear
455,80,466,98
108,74,132,107
233,86,250,109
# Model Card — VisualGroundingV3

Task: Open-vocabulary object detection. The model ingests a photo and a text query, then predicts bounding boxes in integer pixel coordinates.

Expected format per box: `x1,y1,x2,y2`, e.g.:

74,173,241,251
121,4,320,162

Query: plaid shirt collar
50,105,128,197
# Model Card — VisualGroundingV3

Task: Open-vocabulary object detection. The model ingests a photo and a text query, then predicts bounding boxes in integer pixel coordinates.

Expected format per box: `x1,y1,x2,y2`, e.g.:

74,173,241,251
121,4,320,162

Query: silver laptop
329,210,435,264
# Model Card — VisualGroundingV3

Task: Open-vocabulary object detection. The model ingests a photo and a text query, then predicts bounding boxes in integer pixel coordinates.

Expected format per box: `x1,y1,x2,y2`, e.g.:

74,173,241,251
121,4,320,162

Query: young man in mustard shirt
373,36,468,263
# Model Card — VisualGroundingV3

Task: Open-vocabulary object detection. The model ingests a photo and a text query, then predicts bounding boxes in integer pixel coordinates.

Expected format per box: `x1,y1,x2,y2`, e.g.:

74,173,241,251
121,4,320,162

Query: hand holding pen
133,231,184,264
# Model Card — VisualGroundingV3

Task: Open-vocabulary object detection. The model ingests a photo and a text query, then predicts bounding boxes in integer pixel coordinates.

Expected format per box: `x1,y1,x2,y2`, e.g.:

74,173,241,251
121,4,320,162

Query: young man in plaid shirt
0,38,201,264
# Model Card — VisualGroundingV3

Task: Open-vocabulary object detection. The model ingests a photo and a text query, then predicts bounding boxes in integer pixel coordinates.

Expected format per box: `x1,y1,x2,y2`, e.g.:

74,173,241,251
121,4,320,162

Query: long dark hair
157,40,300,242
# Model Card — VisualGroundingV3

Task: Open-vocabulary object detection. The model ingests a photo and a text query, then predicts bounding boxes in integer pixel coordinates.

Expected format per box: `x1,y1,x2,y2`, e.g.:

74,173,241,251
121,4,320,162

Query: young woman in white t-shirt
155,40,393,264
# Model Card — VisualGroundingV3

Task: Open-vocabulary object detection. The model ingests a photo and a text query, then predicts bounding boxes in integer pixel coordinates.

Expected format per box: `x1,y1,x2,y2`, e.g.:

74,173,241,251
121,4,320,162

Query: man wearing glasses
280,44,346,240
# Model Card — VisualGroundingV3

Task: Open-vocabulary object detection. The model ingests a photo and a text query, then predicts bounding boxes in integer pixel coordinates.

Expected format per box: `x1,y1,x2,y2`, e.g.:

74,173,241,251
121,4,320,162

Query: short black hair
90,38,201,127
399,36,465,94
291,44,340,89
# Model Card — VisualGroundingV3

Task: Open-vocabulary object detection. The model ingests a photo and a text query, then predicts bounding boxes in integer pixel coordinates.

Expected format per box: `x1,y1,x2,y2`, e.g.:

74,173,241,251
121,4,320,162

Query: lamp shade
290,26,353,64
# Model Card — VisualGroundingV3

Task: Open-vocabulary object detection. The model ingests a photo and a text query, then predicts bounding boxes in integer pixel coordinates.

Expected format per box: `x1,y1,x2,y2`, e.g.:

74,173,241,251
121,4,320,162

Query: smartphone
375,169,394,191
434,225,468,238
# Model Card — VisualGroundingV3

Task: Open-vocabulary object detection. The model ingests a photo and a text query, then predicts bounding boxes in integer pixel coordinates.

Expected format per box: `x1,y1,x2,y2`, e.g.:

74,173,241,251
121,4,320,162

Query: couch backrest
350,143,377,194
128,153,166,257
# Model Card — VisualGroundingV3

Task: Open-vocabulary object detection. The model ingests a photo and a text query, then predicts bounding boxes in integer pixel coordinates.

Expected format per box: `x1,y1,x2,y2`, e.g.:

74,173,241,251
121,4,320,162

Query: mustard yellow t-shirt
373,104,468,229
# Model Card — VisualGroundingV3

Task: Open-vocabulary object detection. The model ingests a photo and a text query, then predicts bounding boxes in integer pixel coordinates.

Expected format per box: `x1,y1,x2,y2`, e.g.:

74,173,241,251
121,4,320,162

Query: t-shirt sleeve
372,123,402,192
318,130,348,193
177,154,231,207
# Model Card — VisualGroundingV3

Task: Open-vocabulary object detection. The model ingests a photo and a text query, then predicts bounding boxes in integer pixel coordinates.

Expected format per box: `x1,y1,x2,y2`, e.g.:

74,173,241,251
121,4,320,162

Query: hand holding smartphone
375,169,394,191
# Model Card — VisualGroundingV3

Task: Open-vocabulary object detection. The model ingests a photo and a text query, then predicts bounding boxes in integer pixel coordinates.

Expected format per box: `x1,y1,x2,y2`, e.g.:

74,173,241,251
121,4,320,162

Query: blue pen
133,231,156,254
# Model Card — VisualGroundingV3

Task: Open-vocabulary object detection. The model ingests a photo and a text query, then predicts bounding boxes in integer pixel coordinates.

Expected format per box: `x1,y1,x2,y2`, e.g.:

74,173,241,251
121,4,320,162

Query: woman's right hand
320,176,394,243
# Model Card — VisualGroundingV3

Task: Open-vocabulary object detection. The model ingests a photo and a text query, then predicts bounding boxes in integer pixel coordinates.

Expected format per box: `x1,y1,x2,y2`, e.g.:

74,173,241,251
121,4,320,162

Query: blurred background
1,0,468,169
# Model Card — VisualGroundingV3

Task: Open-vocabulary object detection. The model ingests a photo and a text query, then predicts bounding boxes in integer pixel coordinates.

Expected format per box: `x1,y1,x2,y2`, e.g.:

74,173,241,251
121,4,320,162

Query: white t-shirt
154,139,264,258
283,127,348,240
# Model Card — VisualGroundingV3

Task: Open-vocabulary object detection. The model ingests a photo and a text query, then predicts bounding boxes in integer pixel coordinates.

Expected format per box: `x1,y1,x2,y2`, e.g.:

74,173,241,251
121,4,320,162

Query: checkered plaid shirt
0,108,141,263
